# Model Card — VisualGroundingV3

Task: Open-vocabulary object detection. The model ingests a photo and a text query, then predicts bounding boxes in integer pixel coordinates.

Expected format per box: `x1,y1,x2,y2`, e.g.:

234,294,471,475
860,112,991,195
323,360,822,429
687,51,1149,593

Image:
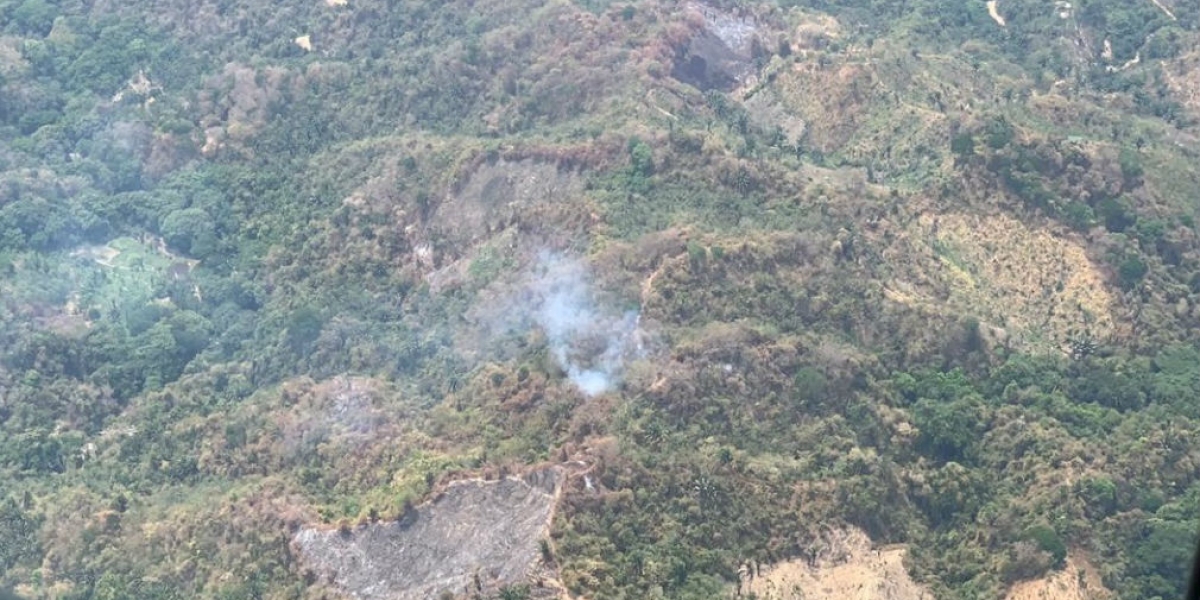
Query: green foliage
911,394,985,462
1116,254,1149,290
497,585,531,600
160,208,216,257
1097,196,1136,233
286,306,325,351
0,192,106,252
983,117,1015,150
1119,147,1145,187
629,138,655,177
1125,516,1196,600
0,498,40,572
1075,476,1117,519
793,366,829,405
10,0,57,36
1021,525,1066,569
1069,356,1149,410
950,132,975,164
1061,201,1095,231
166,310,213,360
1079,0,1173,62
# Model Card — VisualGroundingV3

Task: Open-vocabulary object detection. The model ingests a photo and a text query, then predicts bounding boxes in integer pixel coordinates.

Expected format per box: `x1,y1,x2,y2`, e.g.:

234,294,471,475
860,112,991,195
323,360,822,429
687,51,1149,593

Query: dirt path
641,261,668,306
987,0,1007,27
1147,0,1177,20
645,90,678,120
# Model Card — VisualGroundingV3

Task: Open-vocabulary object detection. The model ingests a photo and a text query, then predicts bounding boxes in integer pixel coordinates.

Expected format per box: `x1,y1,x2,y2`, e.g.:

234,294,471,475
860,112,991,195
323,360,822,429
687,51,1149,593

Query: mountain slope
2,1,1200,599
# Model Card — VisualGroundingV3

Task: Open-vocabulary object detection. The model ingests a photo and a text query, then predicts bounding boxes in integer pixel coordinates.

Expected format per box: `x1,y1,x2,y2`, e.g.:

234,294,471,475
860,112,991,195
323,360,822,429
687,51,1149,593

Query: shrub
1117,255,1148,289
1022,524,1067,568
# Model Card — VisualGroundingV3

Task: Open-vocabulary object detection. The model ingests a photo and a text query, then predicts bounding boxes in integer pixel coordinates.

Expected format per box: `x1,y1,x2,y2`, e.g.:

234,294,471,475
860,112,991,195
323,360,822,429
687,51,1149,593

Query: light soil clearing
1005,554,1113,600
70,243,122,267
739,528,933,600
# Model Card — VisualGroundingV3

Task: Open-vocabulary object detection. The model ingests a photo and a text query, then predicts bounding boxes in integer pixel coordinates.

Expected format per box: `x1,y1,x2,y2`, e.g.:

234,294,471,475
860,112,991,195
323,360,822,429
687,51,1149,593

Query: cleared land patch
294,469,563,600
895,212,1116,350
1005,554,1112,600
432,159,584,250
739,528,932,600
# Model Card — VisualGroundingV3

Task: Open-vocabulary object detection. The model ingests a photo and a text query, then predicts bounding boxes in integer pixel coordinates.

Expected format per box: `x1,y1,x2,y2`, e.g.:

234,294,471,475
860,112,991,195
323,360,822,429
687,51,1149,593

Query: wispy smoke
523,252,645,396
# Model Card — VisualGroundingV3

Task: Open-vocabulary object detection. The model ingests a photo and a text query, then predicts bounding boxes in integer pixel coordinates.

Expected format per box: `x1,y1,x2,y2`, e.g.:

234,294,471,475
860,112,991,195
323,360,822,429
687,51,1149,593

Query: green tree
135,321,182,389
1118,147,1145,188
161,207,217,257
628,138,654,177
984,117,1015,149
498,585,531,600
167,310,212,361
1070,356,1148,410
1097,196,1136,233
911,394,985,462
793,367,829,407
1022,524,1067,568
1075,476,1118,518
286,306,325,352
1117,254,1148,290
950,132,976,164
1127,518,1195,599
11,0,57,35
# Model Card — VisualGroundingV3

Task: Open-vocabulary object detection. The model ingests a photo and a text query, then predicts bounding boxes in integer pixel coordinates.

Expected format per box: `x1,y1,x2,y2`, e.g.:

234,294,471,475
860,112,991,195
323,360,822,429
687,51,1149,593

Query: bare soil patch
1005,554,1113,600
739,528,932,600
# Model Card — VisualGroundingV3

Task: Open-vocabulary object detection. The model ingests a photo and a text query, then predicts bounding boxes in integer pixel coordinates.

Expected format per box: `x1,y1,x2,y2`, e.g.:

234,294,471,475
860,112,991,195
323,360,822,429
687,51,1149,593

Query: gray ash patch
672,3,766,91
430,159,583,251
294,470,561,600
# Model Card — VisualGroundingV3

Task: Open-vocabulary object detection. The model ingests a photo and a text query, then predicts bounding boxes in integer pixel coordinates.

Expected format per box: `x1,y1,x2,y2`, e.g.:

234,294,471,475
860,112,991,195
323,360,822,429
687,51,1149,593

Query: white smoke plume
522,251,645,395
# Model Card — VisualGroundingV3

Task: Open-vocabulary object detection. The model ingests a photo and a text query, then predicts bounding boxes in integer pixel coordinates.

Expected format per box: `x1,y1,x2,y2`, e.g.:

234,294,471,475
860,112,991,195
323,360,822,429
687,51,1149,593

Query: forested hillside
2,0,1200,599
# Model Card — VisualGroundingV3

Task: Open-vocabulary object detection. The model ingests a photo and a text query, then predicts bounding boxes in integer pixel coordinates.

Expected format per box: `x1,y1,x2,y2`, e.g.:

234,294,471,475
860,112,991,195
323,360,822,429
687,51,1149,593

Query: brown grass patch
888,212,1116,351
1162,51,1200,117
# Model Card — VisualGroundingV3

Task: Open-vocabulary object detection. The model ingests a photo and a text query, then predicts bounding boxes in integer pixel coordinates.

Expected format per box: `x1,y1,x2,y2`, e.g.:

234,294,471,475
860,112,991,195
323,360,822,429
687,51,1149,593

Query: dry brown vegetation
895,212,1117,351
